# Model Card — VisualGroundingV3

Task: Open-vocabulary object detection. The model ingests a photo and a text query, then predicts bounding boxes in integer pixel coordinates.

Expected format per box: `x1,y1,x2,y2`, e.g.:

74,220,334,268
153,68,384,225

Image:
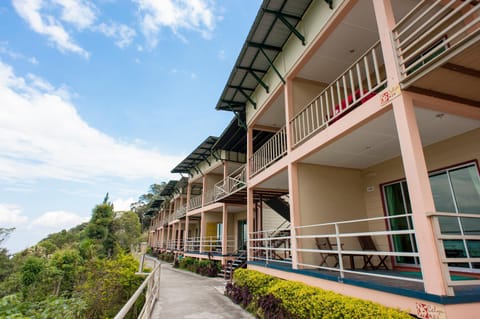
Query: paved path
150,263,254,319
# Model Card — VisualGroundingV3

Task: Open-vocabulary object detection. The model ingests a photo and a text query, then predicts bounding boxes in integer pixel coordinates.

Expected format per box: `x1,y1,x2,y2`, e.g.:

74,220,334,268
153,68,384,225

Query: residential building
149,0,480,317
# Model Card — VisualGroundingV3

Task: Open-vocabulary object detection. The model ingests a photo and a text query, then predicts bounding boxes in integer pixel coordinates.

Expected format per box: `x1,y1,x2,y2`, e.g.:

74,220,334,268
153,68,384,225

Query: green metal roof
160,180,178,196
171,136,219,174
215,0,316,113
213,116,274,154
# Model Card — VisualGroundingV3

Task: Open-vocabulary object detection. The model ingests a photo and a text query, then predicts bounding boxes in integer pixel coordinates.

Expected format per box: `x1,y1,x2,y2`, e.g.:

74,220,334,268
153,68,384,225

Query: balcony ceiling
407,41,480,107
301,107,480,169
297,0,418,83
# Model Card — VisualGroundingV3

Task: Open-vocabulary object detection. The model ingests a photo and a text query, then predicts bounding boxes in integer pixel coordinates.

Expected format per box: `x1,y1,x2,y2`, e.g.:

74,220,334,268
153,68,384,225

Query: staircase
265,196,290,221
219,252,247,280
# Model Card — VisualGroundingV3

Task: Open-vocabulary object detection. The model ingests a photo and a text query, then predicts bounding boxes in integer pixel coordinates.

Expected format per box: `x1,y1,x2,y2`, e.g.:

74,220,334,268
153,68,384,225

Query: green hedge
227,269,412,319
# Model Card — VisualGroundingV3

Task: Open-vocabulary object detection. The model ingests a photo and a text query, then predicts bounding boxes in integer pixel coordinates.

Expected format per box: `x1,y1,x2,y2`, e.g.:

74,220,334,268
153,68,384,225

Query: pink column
200,211,206,253
392,93,450,295
372,0,401,85
184,215,190,251
222,204,228,256
247,188,255,261
284,78,294,152
287,163,301,269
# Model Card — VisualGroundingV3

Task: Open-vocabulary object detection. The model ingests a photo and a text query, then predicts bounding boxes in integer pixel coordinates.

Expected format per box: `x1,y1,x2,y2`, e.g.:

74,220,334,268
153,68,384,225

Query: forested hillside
0,198,145,319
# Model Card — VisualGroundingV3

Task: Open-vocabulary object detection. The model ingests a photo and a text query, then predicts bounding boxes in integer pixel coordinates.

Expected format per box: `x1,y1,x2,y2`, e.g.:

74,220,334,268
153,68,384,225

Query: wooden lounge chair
316,237,342,267
358,235,389,270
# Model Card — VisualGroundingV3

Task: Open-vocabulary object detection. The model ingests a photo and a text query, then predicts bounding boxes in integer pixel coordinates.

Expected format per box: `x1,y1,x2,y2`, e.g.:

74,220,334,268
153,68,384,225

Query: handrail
392,0,480,86
290,41,386,147
188,194,202,211
250,214,422,283
114,255,161,319
214,164,247,201
250,125,287,176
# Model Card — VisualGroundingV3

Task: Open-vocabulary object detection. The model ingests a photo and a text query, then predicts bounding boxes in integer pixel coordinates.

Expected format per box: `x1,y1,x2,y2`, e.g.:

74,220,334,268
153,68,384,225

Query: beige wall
297,163,365,266
227,211,247,251
363,127,480,221
292,78,328,115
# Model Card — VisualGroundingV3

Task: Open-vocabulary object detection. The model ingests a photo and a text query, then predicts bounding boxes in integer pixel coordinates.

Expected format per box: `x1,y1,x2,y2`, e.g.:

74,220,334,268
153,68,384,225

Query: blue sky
0,0,261,253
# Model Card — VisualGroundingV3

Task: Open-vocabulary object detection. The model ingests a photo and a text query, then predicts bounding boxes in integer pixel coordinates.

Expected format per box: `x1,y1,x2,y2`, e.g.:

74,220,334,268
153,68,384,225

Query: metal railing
290,41,386,147
250,226,292,264
250,214,423,284
214,165,247,201
184,236,235,254
175,206,186,219
429,211,480,292
203,188,216,205
250,126,287,177
393,0,480,87
188,195,202,211
114,255,161,319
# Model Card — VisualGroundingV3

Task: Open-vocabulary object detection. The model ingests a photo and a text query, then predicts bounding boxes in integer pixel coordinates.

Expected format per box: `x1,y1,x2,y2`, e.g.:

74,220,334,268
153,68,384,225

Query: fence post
334,224,345,279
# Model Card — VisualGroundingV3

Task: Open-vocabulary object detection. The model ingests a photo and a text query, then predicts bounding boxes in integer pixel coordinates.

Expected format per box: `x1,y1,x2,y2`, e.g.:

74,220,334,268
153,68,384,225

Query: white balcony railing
393,0,480,87
203,188,216,205
188,195,202,211
184,236,235,254
175,206,186,219
214,164,247,201
250,126,287,177
290,41,386,147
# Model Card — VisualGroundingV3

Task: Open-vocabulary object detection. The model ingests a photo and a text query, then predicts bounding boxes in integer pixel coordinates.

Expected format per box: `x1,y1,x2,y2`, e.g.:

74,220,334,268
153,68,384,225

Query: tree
0,228,14,282
113,211,141,252
85,203,116,257
131,183,166,231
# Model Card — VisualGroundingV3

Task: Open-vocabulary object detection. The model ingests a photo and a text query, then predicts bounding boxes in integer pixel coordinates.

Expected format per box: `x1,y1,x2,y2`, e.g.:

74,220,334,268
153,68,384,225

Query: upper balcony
247,0,479,177
393,0,480,104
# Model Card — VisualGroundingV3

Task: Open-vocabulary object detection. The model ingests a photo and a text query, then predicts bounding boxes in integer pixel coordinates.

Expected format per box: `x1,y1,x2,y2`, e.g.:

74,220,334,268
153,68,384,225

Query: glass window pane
467,240,480,258
430,172,456,212
450,165,480,214
444,240,468,268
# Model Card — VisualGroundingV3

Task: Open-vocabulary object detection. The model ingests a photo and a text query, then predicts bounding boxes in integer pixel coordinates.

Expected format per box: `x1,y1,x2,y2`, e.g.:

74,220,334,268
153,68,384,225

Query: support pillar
392,93,451,296
287,163,301,269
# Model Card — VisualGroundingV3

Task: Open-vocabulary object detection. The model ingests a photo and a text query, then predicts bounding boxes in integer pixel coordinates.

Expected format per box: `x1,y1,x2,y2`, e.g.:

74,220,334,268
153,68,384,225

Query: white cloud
12,0,90,58
135,0,217,48
0,41,39,64
51,0,97,30
0,61,182,182
112,197,135,212
95,22,136,48
30,210,89,229
0,204,29,226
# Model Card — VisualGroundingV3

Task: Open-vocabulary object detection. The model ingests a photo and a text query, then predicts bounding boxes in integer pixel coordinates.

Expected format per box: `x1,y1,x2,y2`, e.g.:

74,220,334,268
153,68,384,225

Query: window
383,162,480,270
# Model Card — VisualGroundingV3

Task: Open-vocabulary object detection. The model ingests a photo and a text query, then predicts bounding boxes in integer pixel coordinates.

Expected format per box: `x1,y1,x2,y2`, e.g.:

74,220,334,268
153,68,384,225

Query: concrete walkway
150,263,254,319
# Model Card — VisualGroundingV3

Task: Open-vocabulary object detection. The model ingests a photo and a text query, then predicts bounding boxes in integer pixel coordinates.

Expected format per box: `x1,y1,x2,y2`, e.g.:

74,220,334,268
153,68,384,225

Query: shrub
227,269,412,319
178,257,220,277
158,252,174,263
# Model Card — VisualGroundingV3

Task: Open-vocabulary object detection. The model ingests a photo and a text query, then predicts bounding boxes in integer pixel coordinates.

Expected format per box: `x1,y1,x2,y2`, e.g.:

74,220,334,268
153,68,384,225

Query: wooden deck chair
315,237,341,267
358,235,389,270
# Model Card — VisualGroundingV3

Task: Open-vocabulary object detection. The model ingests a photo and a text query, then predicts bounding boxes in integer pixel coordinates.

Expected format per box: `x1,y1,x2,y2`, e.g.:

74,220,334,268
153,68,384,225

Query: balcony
249,213,480,297
188,195,202,211
175,206,186,219
290,41,387,147
393,0,480,95
185,236,235,255
250,126,287,177
214,164,247,203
